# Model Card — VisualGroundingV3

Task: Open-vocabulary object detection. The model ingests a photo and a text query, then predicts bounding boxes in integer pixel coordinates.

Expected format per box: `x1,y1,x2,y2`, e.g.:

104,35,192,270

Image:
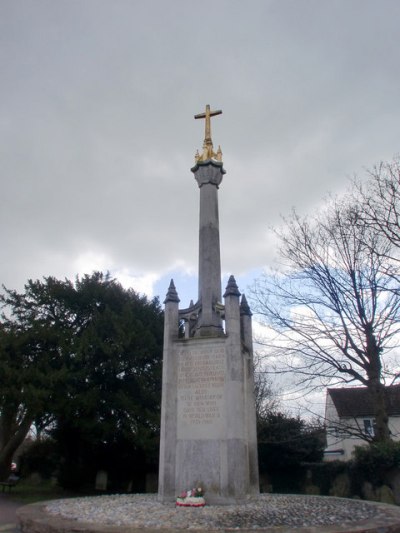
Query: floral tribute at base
176,487,205,507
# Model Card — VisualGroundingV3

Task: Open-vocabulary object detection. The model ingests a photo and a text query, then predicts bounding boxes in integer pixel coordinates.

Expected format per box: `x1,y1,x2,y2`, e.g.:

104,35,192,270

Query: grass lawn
8,479,84,504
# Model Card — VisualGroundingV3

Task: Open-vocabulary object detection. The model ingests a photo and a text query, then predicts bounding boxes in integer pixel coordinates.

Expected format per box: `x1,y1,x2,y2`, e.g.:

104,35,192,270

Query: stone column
158,280,179,500
224,276,247,497
240,294,260,491
191,160,226,337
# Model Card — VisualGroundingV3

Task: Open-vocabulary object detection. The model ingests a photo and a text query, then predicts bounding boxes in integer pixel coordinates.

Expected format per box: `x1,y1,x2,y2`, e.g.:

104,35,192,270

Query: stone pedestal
158,278,259,504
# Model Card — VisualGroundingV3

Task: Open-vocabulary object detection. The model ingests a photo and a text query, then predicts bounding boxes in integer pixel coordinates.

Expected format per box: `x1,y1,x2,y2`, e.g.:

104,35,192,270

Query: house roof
327,384,400,418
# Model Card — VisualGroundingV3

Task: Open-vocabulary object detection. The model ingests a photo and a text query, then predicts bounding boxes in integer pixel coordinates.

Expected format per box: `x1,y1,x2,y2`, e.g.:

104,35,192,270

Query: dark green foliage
352,441,400,487
19,439,59,480
257,411,325,493
258,412,325,470
0,312,66,479
0,272,164,490
304,461,348,496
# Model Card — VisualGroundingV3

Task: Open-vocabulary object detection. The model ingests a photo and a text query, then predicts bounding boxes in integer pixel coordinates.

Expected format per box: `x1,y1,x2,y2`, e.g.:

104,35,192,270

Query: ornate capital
191,159,226,188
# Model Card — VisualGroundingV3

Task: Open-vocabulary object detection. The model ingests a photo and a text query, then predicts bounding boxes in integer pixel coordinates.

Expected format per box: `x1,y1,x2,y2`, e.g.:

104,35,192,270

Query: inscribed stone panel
177,340,225,439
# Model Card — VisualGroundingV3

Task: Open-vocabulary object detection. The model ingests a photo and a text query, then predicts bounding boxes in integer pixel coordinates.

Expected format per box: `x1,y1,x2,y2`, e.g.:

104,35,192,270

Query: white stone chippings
44,493,382,529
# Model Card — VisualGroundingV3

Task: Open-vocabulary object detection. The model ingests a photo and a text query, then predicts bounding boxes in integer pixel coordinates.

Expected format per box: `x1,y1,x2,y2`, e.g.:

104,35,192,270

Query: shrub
352,441,400,486
304,461,347,496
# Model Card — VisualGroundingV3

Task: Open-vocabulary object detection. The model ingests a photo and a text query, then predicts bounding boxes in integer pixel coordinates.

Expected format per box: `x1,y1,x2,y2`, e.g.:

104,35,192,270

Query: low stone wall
260,465,400,506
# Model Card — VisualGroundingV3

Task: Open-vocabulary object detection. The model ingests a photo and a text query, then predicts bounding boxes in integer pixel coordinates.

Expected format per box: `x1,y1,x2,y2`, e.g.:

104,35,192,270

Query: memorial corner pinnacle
240,294,252,316
164,279,180,304
224,275,241,298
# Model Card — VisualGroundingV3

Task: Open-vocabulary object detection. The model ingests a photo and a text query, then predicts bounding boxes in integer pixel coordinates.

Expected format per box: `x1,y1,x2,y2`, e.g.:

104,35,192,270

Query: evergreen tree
0,272,163,488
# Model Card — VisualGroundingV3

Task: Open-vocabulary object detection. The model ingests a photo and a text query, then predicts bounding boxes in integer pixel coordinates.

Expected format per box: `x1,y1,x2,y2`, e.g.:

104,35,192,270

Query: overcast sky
1,0,400,310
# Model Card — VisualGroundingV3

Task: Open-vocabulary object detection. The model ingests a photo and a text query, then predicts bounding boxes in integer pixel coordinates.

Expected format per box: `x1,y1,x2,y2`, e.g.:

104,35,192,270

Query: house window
333,426,346,438
363,418,376,437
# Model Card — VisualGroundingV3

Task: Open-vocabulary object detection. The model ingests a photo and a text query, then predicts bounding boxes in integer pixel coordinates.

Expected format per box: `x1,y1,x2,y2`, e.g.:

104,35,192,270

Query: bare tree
357,158,400,255
251,196,400,443
253,353,281,420
355,158,400,286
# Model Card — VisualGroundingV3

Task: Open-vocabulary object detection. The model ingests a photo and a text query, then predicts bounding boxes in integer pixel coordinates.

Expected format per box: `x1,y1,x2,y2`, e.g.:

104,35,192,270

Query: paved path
0,494,22,533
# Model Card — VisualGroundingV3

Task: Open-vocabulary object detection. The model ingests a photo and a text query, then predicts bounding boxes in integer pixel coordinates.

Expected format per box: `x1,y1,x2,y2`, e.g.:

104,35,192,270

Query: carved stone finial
194,105,223,163
223,275,241,298
240,294,252,316
164,279,180,304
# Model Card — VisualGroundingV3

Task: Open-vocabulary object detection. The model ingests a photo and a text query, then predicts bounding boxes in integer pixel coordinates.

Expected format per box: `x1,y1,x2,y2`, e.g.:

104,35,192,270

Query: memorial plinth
158,106,259,504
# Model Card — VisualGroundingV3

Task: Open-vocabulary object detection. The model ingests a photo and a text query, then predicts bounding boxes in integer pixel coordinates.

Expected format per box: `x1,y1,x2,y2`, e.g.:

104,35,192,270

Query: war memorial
158,105,259,504
17,107,400,532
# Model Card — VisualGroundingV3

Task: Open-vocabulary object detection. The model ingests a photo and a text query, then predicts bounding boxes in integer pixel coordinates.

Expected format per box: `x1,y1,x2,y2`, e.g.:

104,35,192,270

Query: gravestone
95,470,108,491
158,106,259,504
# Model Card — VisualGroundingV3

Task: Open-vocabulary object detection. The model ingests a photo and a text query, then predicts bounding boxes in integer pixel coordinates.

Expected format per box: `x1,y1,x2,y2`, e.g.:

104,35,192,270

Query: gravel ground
46,493,381,529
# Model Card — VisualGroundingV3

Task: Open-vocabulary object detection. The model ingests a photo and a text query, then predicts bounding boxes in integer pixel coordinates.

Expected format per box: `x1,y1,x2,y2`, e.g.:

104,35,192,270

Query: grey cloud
1,0,400,293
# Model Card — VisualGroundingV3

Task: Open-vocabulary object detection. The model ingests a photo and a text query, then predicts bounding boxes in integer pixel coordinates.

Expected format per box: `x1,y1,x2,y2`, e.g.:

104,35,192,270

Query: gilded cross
194,105,222,144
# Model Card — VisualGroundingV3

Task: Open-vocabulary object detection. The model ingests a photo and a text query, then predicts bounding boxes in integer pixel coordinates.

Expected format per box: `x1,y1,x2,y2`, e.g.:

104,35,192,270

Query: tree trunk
0,449,14,481
368,378,391,442
0,410,33,480
365,324,391,443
